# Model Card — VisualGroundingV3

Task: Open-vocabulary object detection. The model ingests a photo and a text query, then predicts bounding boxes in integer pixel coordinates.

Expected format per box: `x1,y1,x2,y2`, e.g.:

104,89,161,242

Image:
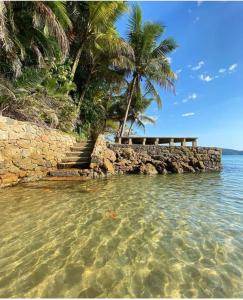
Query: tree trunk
71,46,83,79
117,120,123,136
120,75,137,137
75,70,93,127
77,70,92,112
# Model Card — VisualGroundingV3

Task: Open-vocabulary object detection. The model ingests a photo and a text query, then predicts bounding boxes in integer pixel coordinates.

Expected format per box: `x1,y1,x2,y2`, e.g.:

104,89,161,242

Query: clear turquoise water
0,156,243,297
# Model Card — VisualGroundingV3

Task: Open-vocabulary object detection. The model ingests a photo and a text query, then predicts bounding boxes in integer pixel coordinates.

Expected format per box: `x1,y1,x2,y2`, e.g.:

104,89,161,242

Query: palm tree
120,4,178,137
67,2,130,78
0,1,71,77
67,2,134,109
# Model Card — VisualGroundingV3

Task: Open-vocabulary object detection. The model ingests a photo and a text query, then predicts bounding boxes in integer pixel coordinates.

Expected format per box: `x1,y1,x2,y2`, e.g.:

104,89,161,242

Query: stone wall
0,116,75,187
90,135,221,176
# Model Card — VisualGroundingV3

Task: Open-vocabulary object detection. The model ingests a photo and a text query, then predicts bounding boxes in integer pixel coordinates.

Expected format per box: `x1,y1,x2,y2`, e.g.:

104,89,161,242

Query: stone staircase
58,140,94,169
48,140,95,178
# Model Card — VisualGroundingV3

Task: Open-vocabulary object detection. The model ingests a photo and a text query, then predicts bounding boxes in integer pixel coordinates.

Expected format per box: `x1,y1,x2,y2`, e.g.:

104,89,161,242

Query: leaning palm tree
67,1,134,111
120,4,178,137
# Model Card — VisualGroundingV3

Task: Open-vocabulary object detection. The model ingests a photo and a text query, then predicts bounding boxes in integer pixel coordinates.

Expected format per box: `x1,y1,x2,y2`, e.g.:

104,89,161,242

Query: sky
116,1,243,150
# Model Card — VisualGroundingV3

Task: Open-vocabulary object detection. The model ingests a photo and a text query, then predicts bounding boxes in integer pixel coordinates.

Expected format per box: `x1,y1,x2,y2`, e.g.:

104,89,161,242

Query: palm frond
47,1,72,29
0,2,14,53
152,37,178,58
145,79,162,109
128,4,142,35
33,2,69,57
139,114,156,124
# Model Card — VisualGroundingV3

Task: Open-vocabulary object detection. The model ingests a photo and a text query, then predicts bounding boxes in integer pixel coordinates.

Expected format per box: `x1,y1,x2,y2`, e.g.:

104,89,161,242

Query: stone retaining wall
0,116,75,187
90,135,221,176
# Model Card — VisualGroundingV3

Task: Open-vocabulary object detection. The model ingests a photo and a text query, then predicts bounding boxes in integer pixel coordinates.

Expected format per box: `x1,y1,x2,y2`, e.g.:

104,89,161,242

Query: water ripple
0,156,243,297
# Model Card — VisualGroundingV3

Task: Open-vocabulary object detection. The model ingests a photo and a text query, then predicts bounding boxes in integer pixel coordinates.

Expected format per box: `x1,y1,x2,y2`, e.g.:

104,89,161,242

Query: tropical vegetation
0,1,177,138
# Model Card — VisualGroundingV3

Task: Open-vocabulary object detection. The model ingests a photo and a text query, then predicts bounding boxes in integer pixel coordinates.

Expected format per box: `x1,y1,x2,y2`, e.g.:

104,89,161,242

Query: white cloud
189,93,197,99
228,63,238,72
193,16,200,24
182,112,195,117
198,63,238,83
192,61,204,71
200,74,213,82
176,69,182,74
174,101,179,105
218,68,226,73
182,93,197,103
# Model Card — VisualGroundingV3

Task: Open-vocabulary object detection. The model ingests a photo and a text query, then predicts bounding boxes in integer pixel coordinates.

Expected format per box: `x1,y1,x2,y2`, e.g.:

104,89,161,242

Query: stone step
58,162,90,169
70,146,93,152
66,151,92,157
49,168,92,177
49,169,81,176
62,157,90,163
73,142,94,147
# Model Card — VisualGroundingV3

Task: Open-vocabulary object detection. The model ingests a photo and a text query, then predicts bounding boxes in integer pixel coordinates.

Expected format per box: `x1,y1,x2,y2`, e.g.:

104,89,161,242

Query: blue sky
116,1,243,149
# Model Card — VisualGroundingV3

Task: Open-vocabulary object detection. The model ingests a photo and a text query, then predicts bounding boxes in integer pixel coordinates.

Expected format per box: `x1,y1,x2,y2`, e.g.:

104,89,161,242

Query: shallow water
0,156,243,297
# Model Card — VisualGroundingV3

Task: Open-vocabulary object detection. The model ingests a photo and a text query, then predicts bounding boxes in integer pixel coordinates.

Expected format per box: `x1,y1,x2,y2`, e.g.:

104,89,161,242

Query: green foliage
44,59,76,96
0,1,178,139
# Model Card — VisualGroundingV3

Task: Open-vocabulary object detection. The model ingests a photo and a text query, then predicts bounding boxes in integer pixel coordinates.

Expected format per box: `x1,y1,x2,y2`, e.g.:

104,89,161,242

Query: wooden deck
115,136,198,147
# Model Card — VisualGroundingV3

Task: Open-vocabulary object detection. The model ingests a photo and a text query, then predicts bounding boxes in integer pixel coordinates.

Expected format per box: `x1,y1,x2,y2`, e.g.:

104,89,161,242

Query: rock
170,162,183,174
0,130,8,140
104,148,116,162
121,148,135,160
197,161,205,170
181,162,196,173
161,168,168,175
140,163,158,175
103,158,115,174
0,174,18,186
116,159,128,167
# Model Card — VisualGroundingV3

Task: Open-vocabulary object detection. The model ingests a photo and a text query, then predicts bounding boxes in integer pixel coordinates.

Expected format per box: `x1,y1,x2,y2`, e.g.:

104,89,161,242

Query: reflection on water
0,156,243,297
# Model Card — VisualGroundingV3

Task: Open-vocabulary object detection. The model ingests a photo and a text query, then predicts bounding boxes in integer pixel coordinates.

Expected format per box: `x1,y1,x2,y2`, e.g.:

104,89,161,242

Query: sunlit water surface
0,156,243,298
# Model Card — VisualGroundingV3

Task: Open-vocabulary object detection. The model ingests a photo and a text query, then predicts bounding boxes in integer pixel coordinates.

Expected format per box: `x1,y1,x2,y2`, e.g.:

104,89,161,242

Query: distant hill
222,148,243,155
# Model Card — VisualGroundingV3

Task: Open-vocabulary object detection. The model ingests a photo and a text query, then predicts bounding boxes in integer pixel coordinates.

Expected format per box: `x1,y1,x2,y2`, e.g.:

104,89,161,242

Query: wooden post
142,138,146,145
118,137,122,144
128,138,132,145
192,140,197,147
169,138,174,146
155,138,159,145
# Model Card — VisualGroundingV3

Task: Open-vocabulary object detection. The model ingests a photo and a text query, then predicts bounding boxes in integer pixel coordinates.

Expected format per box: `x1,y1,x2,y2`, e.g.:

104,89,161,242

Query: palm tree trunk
77,70,92,112
117,120,123,136
75,69,93,126
71,46,83,79
120,75,137,137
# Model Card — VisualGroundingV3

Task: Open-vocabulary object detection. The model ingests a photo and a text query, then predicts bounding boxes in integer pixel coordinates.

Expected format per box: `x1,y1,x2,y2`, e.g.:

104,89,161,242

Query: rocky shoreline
89,135,221,177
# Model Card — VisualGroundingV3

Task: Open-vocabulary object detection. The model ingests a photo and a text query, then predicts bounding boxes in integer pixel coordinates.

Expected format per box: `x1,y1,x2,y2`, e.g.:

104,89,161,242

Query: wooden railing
115,136,198,147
